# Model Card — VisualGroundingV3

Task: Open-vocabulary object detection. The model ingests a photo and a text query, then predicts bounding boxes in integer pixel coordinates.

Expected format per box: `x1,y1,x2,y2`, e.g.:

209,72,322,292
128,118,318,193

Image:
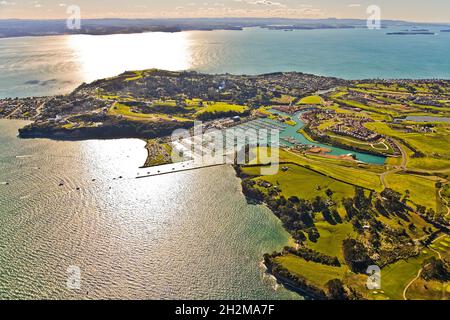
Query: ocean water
0,119,298,299
0,27,449,98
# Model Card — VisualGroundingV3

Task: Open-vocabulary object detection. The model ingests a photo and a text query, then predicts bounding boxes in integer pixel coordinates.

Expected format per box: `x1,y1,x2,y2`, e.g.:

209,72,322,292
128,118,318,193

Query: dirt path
403,268,424,300
402,234,446,300
403,182,450,300
438,186,450,219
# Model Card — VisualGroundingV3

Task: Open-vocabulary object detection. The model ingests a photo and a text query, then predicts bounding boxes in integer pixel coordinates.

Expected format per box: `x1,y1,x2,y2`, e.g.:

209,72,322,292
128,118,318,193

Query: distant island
387,31,435,35
0,69,449,300
0,18,449,38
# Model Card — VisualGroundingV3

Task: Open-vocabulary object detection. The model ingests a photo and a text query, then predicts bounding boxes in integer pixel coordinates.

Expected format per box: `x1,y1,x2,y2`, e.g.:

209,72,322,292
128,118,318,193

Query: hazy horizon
0,1,449,23
0,17,448,25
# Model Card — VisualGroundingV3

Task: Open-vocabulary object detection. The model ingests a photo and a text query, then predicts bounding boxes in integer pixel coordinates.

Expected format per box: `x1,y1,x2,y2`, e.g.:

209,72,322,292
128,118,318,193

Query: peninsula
1,69,449,300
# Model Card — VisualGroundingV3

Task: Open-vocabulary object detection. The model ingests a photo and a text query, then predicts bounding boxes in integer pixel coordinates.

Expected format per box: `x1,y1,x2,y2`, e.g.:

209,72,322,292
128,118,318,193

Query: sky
0,0,449,23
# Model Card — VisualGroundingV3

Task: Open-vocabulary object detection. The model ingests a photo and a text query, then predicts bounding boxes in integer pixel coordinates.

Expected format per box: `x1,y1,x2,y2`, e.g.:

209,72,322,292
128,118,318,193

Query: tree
421,258,450,282
354,187,368,210
325,189,334,197
426,208,436,219
416,205,426,215
342,238,372,273
381,188,406,214
326,279,348,300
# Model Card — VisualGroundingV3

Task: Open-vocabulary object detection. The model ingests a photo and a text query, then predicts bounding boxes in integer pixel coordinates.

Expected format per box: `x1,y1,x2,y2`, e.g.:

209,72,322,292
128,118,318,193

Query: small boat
59,181,64,186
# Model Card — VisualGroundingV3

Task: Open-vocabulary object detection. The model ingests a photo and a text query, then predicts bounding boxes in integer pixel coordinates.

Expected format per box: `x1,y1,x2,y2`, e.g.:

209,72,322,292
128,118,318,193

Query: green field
327,133,394,156
245,163,356,204
430,236,450,261
366,122,450,171
271,94,296,105
108,103,190,122
306,222,355,260
277,149,384,191
378,250,436,300
384,173,439,211
195,102,248,116
274,254,348,289
298,95,324,105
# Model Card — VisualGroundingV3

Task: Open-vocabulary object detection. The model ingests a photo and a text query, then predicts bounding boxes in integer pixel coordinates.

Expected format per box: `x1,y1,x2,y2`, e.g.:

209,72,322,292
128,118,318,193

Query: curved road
439,186,450,219
402,234,446,300
380,140,407,188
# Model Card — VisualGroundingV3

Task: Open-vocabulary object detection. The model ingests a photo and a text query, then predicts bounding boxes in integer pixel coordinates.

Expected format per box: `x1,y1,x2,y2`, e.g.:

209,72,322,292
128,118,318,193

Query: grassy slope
306,222,355,260
298,95,323,105
366,122,450,171
195,102,248,116
385,173,439,211
278,149,384,191
274,254,348,289
109,103,190,122
247,163,356,203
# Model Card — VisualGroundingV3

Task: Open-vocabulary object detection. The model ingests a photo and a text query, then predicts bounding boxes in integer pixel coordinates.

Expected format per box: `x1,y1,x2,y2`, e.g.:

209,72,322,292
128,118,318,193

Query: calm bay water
0,27,449,299
0,120,298,299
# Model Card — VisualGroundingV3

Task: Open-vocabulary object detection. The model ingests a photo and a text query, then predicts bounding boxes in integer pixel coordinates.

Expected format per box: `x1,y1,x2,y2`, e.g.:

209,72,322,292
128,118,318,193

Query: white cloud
249,0,285,6
0,1,16,6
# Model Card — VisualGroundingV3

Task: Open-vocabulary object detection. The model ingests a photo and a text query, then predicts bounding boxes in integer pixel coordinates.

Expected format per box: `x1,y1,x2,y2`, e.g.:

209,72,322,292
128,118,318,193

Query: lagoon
402,116,450,123
271,110,386,165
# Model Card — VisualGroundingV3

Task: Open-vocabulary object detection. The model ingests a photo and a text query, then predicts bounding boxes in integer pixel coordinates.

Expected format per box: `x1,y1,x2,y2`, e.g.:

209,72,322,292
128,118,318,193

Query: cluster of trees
196,109,250,121
240,177,331,242
20,116,194,140
241,176,369,245
416,204,447,226
283,246,341,267
380,188,409,214
342,238,373,273
421,257,450,282
342,187,385,237
264,253,360,300
241,179,265,202
325,279,362,300
263,256,327,300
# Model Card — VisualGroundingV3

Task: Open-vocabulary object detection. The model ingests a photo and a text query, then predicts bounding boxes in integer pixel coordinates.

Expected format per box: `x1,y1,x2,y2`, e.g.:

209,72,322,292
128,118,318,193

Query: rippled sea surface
0,120,298,299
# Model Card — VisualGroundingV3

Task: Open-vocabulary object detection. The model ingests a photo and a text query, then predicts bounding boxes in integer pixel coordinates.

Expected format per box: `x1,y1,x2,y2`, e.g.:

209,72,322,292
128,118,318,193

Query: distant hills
0,18,449,38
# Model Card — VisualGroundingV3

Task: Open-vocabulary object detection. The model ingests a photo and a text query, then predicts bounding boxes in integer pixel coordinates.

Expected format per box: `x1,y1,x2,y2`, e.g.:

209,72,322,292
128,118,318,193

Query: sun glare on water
66,32,191,83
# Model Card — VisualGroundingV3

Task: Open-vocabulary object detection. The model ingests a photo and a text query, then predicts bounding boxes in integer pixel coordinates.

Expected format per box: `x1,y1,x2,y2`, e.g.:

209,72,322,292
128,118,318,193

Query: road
380,140,407,188
402,234,447,300
438,186,450,219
